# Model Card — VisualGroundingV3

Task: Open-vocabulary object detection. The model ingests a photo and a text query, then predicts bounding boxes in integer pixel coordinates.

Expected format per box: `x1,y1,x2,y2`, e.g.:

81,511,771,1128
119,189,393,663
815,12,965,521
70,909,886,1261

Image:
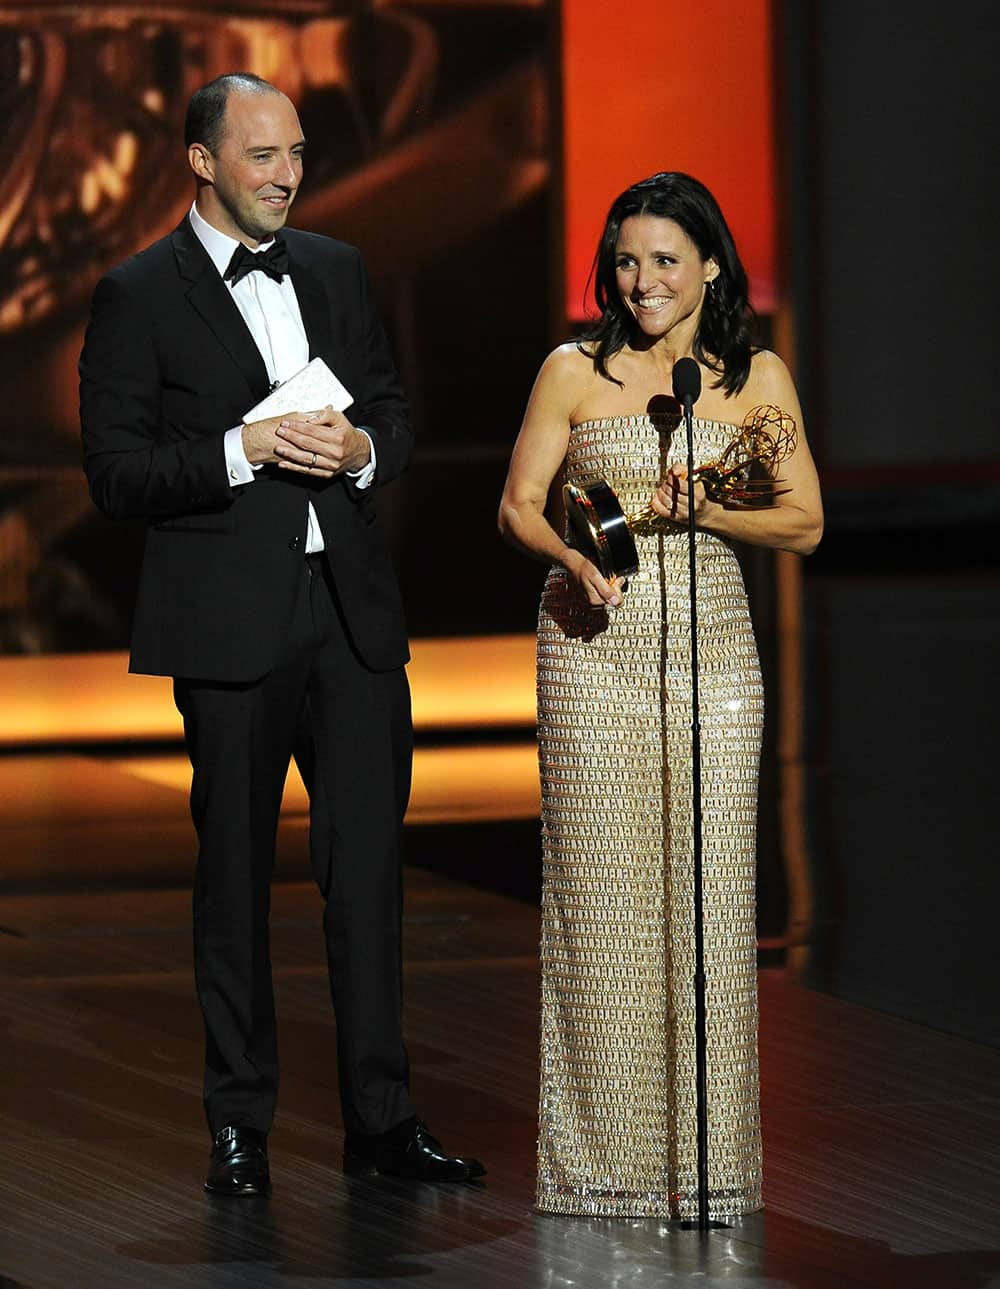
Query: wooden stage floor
2,759,1000,1286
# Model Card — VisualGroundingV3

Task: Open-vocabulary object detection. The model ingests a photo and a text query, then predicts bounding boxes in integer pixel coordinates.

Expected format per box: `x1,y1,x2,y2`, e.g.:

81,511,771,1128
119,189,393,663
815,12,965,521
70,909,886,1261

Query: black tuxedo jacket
80,218,412,682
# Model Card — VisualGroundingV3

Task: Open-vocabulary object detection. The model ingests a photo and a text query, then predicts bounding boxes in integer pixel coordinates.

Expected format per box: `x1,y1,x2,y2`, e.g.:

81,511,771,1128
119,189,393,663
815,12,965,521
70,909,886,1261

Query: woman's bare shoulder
723,349,805,433
541,340,597,377
532,342,599,415
745,348,796,400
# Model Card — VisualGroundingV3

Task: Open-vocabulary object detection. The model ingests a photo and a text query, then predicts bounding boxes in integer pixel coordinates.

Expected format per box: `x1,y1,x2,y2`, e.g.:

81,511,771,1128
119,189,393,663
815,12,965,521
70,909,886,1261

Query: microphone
672,357,701,411
674,358,701,523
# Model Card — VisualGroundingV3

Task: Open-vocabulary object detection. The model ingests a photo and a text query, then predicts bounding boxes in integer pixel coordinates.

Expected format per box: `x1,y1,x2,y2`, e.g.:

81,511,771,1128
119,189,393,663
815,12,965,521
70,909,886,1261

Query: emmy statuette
562,404,797,583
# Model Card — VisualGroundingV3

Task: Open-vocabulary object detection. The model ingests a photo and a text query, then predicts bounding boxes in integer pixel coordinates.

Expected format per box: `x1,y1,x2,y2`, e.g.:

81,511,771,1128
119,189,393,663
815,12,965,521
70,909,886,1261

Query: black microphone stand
674,368,729,1235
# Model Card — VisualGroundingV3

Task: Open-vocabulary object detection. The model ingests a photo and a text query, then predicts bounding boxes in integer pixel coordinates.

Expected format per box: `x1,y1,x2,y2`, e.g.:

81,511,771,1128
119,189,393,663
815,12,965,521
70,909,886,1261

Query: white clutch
243,357,354,424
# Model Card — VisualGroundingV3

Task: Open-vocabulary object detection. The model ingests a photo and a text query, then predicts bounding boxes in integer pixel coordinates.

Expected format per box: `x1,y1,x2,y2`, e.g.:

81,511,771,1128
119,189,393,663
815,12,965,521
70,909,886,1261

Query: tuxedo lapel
170,220,271,403
287,256,331,363
285,241,367,403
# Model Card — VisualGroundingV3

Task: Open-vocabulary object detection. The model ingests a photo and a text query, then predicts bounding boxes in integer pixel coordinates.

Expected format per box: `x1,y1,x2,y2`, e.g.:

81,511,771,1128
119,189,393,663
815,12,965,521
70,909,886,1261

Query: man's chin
244,217,288,243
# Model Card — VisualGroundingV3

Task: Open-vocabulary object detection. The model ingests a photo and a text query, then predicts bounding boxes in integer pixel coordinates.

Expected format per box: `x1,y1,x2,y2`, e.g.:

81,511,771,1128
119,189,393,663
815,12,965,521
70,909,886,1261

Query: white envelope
243,357,354,424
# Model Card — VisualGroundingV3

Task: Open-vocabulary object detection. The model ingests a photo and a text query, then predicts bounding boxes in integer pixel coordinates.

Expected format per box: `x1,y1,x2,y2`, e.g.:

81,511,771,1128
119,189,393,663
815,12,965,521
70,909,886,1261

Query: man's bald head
184,73,283,156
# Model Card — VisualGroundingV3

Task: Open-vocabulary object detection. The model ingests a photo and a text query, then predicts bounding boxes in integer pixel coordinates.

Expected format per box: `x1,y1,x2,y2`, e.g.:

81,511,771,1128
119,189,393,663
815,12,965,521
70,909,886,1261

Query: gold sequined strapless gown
536,413,764,1219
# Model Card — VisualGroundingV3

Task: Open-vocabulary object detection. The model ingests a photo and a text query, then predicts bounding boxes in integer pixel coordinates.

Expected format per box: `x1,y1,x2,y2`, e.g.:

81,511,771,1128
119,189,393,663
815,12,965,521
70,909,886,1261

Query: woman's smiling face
614,214,718,343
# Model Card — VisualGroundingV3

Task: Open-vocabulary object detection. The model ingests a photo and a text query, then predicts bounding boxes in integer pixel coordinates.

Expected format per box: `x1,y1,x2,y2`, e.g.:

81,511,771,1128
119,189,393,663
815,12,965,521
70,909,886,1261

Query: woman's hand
564,547,623,608
650,464,711,527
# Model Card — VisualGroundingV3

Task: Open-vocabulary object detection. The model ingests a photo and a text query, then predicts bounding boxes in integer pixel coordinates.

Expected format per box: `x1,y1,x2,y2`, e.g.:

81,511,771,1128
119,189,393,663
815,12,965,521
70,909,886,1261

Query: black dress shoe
204,1125,271,1196
344,1117,486,1182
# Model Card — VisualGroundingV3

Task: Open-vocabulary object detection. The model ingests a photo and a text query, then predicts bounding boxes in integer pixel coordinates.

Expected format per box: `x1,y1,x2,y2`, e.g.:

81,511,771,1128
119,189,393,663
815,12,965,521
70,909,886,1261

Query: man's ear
188,143,214,183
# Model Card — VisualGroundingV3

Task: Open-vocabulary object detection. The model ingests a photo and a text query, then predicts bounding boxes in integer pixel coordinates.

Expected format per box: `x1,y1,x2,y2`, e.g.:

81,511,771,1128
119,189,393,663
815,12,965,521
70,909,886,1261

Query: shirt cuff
346,427,377,489
224,425,258,485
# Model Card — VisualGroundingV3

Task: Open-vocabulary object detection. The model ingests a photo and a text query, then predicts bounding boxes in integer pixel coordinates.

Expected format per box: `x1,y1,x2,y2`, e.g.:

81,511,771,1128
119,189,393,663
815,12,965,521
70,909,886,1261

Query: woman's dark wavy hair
580,171,755,396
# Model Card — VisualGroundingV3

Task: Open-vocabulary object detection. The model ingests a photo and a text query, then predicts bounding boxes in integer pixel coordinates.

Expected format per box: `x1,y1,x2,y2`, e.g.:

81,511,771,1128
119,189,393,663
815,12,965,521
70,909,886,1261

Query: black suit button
288,536,302,551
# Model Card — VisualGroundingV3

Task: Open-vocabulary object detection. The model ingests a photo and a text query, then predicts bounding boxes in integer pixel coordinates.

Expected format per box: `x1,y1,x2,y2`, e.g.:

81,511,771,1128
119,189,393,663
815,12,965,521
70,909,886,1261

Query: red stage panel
561,0,777,320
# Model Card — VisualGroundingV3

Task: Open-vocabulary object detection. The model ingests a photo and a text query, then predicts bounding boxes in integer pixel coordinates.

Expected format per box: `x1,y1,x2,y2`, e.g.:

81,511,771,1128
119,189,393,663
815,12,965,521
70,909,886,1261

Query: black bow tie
224,237,289,285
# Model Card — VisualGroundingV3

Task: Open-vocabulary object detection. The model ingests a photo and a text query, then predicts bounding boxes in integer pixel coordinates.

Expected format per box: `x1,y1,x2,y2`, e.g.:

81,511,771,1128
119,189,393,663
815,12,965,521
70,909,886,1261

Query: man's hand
241,412,295,466
273,406,371,479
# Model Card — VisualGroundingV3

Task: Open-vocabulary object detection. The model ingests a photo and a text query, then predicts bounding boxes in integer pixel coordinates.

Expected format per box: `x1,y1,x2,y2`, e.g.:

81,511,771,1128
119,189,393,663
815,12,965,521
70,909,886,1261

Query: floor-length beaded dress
535,411,764,1219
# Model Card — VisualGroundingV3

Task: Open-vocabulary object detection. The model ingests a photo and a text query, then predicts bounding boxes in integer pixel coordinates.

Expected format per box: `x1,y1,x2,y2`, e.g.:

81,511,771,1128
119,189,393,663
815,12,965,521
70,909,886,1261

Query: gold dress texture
536,413,764,1220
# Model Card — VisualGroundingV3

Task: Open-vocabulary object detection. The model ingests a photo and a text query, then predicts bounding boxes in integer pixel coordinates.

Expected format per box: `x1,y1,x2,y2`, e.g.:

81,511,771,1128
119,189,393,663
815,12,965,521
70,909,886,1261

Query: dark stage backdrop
781,0,1000,1045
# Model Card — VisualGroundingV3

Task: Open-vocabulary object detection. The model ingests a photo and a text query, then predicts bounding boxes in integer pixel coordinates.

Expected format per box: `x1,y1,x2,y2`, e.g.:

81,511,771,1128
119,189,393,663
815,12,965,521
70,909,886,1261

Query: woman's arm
651,351,824,555
498,347,623,607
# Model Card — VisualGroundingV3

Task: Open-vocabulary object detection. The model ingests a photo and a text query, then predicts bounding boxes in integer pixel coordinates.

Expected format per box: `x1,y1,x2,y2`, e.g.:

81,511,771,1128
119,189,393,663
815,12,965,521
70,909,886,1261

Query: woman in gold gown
498,172,823,1219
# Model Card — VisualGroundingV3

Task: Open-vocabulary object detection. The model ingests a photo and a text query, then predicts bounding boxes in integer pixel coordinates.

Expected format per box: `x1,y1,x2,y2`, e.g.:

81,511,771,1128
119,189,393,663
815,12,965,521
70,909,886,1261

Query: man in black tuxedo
80,72,483,1194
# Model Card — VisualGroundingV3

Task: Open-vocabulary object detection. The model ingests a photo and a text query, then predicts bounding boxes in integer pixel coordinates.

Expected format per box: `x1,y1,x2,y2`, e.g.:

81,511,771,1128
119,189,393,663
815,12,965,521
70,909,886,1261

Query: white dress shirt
188,204,375,554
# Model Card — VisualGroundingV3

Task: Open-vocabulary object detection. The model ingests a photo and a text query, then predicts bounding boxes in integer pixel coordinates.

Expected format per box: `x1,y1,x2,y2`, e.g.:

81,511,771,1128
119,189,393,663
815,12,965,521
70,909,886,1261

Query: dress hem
534,1188,764,1221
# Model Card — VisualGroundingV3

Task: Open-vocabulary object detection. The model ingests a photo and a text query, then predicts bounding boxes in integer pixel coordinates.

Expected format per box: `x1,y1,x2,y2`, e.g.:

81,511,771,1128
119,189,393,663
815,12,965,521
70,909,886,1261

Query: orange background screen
561,0,777,320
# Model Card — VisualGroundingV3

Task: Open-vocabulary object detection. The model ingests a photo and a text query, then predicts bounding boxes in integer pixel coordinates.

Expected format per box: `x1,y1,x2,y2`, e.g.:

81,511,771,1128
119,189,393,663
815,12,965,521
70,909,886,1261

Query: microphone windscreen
672,357,701,403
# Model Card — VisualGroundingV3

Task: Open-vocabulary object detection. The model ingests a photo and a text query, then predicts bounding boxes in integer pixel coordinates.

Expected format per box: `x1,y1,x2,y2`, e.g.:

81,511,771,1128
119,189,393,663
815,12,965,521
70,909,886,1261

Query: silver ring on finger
310,451,317,468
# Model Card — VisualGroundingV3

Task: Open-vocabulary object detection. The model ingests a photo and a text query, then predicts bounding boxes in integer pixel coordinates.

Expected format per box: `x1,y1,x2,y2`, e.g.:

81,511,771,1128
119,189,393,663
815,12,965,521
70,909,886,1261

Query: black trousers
174,554,415,1138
